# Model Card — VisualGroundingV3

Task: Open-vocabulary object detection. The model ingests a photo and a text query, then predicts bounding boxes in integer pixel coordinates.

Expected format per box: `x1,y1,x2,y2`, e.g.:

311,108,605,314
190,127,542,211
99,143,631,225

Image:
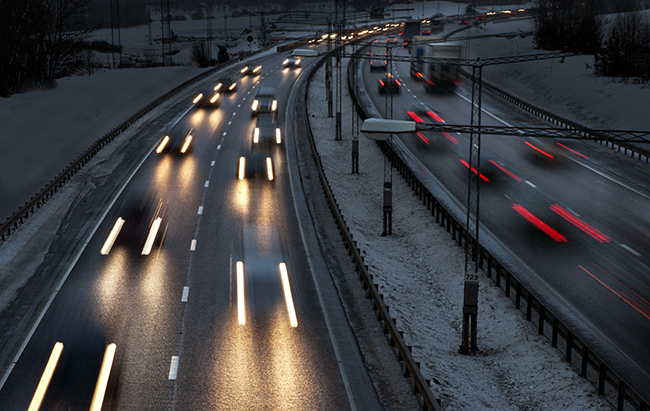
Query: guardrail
0,50,272,245
348,44,650,410
301,44,442,411
459,69,650,163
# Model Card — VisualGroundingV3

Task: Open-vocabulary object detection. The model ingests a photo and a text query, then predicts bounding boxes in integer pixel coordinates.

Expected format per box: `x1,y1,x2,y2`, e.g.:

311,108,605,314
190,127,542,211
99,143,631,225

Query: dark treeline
532,0,650,80
0,0,98,97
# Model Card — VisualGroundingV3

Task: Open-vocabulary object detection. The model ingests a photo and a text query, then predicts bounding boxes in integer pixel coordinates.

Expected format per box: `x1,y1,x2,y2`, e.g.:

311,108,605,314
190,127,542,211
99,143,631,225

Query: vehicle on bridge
378,72,401,94
192,85,221,108
241,63,262,76
251,86,278,117
155,125,195,155
411,41,462,92
253,113,282,147
215,75,237,93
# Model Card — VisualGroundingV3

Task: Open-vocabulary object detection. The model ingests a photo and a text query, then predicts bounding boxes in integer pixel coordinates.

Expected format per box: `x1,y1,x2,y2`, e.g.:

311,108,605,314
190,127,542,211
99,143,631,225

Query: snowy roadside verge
305,58,613,409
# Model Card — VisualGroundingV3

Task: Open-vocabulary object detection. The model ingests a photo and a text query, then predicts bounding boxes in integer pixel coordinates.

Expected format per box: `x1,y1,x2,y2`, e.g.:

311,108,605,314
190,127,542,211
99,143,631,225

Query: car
282,55,301,68
100,184,167,255
378,72,401,94
192,84,221,107
156,125,194,154
253,113,282,147
237,139,275,181
240,63,262,76
251,86,278,116
214,75,237,92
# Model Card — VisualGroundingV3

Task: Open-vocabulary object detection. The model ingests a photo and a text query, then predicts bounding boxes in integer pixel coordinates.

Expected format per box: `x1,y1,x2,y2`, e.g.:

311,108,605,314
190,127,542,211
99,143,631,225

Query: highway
0,49,383,410
362,39,650,384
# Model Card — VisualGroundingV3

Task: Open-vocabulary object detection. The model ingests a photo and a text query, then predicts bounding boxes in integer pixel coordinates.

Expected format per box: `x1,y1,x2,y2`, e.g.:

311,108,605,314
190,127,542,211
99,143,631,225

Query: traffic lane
171,107,352,408
0,83,225,409
378,54,650,360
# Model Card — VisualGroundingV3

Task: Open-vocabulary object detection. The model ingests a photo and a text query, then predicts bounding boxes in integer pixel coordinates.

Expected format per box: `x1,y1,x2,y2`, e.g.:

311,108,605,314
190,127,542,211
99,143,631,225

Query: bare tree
532,0,602,54
257,10,271,48
596,11,650,80
36,0,94,82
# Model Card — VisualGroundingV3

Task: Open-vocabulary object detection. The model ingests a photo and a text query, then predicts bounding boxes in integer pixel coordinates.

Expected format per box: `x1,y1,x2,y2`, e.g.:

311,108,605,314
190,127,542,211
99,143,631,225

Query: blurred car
253,113,282,147
214,75,237,92
251,86,278,116
156,125,194,154
101,184,167,255
240,63,263,76
192,85,221,107
522,137,561,166
378,72,402,94
238,139,275,181
282,55,301,68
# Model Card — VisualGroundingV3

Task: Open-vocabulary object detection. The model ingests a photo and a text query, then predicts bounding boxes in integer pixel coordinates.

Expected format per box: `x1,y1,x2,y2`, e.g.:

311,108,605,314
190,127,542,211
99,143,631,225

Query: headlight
193,93,203,104
266,158,274,181
283,59,289,65
254,128,260,143
215,83,222,91
252,100,259,111
156,136,170,153
238,157,246,180
241,66,248,73
272,100,278,111
210,93,220,104
275,128,281,144
229,83,236,90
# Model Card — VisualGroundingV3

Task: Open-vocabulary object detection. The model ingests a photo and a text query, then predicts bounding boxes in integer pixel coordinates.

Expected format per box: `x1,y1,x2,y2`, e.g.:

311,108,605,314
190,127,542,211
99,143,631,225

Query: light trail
28,342,63,411
279,263,298,327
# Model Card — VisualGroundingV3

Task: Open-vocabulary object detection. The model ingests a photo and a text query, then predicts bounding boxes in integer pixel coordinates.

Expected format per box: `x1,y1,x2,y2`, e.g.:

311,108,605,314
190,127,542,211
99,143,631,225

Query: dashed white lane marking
181,286,190,303
168,356,179,380
211,160,216,166
190,239,197,251
198,206,203,215
222,132,227,136
621,244,641,256
204,180,209,187
525,181,536,188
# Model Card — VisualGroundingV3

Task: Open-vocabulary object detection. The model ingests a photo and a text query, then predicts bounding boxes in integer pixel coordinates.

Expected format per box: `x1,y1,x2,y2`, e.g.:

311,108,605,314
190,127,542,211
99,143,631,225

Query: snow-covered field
2,1,649,409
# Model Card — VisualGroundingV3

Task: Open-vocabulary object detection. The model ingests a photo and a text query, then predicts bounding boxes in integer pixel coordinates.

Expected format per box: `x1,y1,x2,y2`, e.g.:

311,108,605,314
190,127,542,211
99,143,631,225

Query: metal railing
347,43,650,410
458,69,650,163
0,49,272,245
300,44,442,411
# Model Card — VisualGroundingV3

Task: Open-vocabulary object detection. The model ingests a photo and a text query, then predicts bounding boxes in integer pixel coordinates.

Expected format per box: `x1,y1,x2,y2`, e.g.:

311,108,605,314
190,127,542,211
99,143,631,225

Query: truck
411,41,462,92
409,35,442,80
401,20,422,48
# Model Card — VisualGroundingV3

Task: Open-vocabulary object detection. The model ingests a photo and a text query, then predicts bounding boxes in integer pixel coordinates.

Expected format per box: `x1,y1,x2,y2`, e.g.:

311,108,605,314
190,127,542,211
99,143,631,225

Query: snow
3,2,648,409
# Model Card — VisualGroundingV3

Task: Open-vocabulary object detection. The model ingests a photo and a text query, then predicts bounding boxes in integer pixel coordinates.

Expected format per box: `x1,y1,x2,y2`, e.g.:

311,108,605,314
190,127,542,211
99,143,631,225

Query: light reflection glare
89,343,117,411
237,261,246,325
29,342,64,411
279,263,298,327
101,218,125,255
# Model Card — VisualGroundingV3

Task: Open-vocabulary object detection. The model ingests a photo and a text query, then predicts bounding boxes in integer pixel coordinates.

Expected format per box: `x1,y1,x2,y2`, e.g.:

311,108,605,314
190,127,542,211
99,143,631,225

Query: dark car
192,84,221,107
282,55,301,68
156,125,194,155
253,113,282,146
238,139,275,181
240,63,263,76
251,86,278,116
100,184,167,255
378,72,402,94
215,75,237,92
